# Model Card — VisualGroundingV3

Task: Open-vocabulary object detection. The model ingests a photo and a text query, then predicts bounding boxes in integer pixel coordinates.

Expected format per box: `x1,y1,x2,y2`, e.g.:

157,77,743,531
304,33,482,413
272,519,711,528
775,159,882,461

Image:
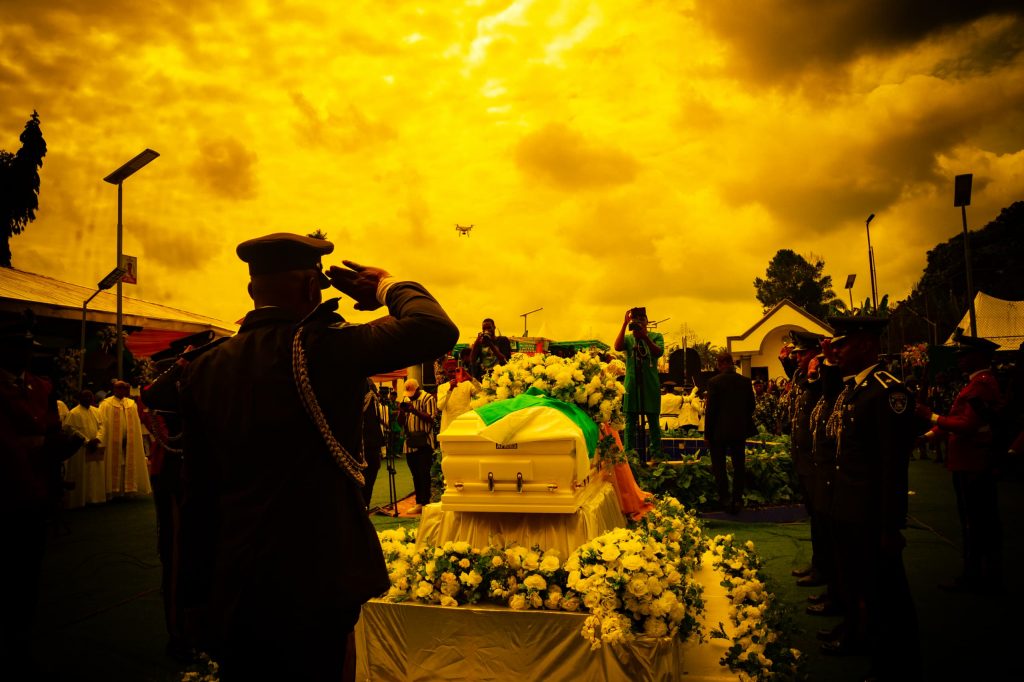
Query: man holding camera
614,307,664,461
469,318,512,380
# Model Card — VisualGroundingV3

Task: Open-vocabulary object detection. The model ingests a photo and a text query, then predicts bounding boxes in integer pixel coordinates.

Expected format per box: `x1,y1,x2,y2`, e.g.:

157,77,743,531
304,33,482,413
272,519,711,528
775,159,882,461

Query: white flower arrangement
470,351,627,428
378,496,707,651
708,534,801,681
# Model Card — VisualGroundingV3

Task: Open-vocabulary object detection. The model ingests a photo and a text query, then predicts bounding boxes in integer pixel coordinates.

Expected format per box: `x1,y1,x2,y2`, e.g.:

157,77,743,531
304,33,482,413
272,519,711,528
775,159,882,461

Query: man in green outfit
614,307,664,461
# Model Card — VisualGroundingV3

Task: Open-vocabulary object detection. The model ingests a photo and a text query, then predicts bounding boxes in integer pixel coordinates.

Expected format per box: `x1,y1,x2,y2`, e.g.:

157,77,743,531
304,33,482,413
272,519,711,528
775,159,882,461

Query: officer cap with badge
789,329,825,352
826,309,911,415
236,233,334,289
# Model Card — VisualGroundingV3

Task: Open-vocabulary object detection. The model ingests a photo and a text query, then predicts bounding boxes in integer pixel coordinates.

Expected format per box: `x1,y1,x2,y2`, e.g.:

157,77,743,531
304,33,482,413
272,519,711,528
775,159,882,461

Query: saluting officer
785,330,828,587
916,332,1003,592
822,315,921,681
176,233,458,680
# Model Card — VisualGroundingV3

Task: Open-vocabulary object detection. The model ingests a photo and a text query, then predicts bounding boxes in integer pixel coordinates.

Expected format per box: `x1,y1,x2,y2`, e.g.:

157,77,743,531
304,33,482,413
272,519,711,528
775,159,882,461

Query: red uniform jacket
930,370,1002,472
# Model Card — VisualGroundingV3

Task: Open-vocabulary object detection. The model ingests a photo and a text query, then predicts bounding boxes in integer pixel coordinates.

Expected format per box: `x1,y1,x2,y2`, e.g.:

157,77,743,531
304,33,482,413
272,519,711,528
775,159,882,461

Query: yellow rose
509,594,528,610
523,574,547,591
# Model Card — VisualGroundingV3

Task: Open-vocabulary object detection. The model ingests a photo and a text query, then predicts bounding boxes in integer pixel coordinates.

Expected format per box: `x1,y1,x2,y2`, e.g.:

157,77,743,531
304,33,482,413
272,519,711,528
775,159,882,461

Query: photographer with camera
469,318,512,380
614,307,664,462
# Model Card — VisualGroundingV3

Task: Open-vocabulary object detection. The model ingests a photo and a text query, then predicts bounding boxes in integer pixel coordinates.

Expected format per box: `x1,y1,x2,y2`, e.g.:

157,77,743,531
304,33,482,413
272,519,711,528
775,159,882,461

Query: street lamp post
103,149,159,379
520,307,543,337
78,266,128,391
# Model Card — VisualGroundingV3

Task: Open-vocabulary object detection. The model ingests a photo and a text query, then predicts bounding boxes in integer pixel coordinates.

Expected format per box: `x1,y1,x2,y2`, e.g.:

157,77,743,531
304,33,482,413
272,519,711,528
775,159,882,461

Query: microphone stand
632,333,651,465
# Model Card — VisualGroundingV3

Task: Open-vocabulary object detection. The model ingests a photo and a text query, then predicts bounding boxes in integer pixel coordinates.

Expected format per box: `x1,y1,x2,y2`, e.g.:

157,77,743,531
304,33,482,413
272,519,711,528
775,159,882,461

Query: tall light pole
520,307,543,337
954,174,977,336
79,266,128,390
103,149,159,379
865,214,878,310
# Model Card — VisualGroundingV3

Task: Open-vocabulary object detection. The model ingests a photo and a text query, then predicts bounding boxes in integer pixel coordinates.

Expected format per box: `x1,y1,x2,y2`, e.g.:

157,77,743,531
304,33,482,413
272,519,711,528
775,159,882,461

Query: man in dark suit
704,352,755,514
822,315,921,681
177,233,458,680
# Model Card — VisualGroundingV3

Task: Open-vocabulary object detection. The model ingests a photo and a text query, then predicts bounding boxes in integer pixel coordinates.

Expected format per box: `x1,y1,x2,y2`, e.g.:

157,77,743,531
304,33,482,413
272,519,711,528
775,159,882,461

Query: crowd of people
4,232,1022,681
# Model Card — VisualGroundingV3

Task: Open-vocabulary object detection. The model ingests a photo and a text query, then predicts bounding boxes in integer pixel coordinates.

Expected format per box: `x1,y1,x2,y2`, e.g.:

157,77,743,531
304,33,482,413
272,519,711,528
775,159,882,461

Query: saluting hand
328,260,391,311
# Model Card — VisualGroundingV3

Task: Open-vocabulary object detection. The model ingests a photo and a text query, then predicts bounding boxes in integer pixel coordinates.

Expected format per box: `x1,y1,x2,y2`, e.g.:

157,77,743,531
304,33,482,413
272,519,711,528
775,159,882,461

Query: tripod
631,334,651,464
383,428,399,517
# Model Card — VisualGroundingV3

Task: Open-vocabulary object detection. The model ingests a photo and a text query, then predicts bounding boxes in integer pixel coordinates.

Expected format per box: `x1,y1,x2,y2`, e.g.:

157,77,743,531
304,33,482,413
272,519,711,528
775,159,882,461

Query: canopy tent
945,292,1024,351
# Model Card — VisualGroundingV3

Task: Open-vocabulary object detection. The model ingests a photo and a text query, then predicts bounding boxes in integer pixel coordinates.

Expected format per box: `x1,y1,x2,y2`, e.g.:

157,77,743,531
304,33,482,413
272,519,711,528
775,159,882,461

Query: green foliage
0,111,47,267
753,249,842,319
632,437,799,510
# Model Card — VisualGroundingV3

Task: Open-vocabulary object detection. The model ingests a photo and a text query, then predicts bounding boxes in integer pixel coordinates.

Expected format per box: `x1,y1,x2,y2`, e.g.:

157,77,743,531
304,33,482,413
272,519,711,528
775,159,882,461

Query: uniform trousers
832,520,921,680
709,440,746,506
952,470,1002,584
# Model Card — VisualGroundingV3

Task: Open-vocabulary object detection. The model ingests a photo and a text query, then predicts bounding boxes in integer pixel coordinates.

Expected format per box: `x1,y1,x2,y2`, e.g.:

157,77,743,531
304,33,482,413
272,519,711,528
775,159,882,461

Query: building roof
946,291,1024,351
727,299,833,355
0,267,238,336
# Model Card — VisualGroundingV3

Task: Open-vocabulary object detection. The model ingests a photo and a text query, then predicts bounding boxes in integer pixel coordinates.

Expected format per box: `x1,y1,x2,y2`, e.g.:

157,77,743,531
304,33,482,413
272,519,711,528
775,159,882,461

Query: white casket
439,400,598,514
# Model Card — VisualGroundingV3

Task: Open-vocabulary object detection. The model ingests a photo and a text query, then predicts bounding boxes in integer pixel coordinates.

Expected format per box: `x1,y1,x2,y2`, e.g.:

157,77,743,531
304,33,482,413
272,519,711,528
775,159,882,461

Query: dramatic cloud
2,0,1021,348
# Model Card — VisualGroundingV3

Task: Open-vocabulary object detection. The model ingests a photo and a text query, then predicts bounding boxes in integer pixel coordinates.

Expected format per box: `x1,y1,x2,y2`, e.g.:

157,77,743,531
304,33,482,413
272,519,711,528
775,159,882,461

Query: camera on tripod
628,306,647,332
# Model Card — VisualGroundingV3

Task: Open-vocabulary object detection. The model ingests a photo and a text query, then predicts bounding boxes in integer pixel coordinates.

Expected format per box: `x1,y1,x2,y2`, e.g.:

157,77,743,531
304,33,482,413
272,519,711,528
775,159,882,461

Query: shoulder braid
292,325,367,486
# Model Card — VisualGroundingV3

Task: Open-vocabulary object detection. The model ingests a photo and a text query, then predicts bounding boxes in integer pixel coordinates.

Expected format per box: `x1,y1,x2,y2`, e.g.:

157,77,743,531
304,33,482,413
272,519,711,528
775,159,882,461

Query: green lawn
28,457,1021,680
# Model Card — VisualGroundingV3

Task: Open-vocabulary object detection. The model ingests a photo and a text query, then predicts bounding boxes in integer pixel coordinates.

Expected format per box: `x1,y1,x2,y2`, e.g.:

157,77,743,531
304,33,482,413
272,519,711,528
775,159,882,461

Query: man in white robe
97,380,151,497
62,389,106,507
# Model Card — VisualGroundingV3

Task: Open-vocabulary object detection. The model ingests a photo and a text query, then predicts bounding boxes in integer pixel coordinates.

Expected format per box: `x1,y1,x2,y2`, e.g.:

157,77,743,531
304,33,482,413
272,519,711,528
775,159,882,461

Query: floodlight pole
865,214,878,310
954,173,977,336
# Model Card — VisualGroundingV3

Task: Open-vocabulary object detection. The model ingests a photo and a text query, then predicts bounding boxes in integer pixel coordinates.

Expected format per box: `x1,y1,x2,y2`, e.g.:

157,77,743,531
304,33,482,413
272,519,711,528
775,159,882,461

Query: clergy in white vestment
659,384,683,430
679,385,705,431
97,381,151,496
437,366,481,433
62,389,107,507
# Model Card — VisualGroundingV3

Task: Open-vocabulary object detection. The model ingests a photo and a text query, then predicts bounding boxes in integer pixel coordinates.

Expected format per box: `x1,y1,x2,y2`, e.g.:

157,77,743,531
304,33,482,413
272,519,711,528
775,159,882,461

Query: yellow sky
2,0,1022,348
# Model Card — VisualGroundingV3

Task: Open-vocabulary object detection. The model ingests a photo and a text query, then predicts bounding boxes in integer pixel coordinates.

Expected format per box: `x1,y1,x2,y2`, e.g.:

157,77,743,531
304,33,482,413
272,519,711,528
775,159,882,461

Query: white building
726,300,833,381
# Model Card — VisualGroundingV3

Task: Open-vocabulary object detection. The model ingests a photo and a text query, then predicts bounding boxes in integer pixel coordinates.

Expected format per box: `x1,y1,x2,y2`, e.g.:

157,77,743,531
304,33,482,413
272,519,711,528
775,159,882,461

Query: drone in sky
455,224,474,237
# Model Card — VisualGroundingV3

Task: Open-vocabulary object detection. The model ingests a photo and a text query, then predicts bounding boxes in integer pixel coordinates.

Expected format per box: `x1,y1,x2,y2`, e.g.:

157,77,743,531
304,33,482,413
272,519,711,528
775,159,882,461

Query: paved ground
25,457,1022,680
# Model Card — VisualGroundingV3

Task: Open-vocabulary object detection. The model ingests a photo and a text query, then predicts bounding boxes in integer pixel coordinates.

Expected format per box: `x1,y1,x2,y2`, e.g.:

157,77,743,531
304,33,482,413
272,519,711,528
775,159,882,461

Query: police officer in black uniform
822,315,921,681
785,330,828,588
175,233,458,680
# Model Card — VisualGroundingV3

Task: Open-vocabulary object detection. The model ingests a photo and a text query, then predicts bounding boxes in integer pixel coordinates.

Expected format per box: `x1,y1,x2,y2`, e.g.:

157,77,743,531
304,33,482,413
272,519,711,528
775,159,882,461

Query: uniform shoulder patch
888,391,909,414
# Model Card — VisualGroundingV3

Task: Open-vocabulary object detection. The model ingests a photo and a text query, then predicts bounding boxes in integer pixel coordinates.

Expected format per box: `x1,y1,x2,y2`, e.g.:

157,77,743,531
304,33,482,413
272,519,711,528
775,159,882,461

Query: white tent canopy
946,292,1024,351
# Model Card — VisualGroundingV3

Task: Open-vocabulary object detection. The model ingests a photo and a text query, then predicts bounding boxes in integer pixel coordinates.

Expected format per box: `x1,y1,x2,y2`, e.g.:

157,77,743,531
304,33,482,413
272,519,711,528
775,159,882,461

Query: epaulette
180,336,230,361
873,370,903,389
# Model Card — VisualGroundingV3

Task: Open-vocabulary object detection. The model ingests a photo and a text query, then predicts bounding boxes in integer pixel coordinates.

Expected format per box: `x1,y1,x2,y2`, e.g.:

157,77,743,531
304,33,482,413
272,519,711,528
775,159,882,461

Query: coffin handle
516,472,524,492
487,472,495,491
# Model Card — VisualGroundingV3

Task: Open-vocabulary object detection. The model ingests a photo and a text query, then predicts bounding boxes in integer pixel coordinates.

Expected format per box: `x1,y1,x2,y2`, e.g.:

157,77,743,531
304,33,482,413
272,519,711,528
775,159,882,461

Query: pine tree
0,110,47,267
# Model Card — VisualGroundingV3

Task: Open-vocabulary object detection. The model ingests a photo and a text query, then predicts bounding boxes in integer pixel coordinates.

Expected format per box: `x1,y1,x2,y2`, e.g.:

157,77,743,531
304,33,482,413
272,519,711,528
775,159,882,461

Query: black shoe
796,574,826,587
820,638,864,656
806,602,842,616
792,566,813,578
817,627,843,642
807,592,829,604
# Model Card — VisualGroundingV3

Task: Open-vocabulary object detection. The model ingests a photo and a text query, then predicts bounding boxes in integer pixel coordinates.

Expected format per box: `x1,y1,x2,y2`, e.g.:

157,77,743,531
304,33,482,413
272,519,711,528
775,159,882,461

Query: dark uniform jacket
809,364,843,512
789,370,820,478
704,369,755,444
830,366,915,531
177,282,457,640
928,369,1002,473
